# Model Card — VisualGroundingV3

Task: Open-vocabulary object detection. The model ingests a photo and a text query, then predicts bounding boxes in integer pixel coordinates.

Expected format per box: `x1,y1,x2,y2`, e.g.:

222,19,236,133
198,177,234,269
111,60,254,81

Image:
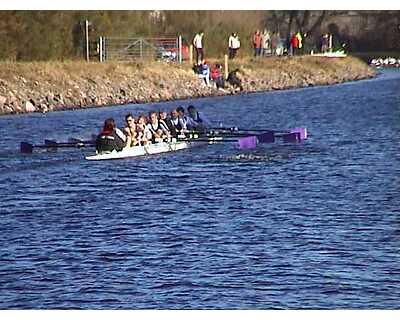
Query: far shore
0,56,376,116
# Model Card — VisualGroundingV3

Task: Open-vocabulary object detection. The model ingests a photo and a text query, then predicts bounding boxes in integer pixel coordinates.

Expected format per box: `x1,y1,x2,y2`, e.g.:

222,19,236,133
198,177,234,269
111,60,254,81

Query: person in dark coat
227,69,243,91
96,118,127,153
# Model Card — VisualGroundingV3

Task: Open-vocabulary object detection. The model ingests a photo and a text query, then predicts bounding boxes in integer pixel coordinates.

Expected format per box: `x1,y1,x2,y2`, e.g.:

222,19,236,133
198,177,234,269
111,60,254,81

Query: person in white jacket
228,33,240,59
193,31,204,64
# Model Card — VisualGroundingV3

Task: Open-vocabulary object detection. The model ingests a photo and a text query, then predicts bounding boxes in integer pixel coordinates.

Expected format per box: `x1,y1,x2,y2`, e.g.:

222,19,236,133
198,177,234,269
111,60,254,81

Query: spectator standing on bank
321,33,329,53
290,33,299,55
253,30,262,57
228,33,241,59
261,29,271,56
270,32,277,55
295,32,303,55
193,31,204,64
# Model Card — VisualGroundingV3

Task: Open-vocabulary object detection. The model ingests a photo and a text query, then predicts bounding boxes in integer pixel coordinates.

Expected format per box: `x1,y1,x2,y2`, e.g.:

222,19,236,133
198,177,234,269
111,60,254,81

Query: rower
136,114,151,145
186,105,211,131
170,108,188,138
159,110,176,138
146,111,166,143
176,106,188,132
95,118,127,153
123,113,138,147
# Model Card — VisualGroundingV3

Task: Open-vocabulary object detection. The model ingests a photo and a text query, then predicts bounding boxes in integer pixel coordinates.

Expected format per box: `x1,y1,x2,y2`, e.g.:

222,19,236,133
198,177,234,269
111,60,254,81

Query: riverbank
0,56,375,116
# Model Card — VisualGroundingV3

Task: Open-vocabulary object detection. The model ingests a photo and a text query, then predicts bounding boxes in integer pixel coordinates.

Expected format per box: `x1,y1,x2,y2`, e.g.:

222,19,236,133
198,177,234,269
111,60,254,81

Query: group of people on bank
193,60,243,91
95,105,211,153
192,30,336,61
193,29,288,61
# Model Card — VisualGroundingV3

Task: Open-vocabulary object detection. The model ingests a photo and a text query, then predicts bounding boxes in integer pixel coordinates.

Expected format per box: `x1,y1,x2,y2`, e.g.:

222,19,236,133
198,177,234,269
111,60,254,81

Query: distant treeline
0,11,398,61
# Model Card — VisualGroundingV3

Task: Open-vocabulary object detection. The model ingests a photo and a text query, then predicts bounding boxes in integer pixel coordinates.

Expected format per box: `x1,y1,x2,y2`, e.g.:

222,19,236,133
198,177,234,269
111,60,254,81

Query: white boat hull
85,137,221,161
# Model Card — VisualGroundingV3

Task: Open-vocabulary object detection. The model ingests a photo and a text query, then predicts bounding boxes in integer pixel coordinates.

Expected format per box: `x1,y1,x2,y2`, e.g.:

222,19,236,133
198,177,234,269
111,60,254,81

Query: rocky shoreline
0,56,375,116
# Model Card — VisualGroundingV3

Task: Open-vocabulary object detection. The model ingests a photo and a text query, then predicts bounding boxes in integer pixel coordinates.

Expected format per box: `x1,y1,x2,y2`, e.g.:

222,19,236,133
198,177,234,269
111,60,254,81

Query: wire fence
99,37,184,62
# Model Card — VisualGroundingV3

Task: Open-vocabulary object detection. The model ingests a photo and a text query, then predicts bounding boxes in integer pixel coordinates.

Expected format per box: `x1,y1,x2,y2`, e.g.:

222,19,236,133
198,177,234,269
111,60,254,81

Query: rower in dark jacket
95,118,127,153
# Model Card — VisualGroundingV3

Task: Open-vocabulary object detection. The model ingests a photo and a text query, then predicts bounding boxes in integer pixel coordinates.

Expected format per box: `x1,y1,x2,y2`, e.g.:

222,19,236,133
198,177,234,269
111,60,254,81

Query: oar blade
237,136,258,149
20,142,33,154
282,132,301,143
257,131,275,143
290,127,307,140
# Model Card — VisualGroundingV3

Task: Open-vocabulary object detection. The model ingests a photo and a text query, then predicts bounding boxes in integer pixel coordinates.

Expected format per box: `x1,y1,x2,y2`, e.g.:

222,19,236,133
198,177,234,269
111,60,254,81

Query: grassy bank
0,56,375,116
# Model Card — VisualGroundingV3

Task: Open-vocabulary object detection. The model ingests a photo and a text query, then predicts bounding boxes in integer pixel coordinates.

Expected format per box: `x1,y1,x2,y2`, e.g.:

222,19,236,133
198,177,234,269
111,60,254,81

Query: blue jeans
254,47,262,56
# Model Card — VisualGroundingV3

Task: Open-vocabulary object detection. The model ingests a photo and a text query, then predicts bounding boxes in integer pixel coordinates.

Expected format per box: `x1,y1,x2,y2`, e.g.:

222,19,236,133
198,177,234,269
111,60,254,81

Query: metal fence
98,37,183,63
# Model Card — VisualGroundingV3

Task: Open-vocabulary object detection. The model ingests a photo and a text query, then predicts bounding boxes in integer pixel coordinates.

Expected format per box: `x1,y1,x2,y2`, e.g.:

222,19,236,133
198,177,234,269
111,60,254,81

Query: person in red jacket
290,33,299,55
210,64,225,89
253,30,262,57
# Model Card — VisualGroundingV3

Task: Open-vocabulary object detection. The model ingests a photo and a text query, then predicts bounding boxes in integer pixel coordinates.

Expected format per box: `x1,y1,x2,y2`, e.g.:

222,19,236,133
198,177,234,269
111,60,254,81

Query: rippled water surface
0,70,399,309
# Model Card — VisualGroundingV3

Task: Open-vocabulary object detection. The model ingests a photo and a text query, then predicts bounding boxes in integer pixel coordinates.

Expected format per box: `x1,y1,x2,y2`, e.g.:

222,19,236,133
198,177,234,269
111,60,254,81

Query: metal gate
99,37,183,63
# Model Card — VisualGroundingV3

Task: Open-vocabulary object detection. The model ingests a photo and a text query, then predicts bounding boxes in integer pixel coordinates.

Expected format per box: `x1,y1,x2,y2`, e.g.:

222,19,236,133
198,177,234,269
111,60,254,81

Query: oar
20,139,95,153
237,136,258,149
210,127,289,133
209,127,308,139
177,137,239,143
20,142,43,153
45,139,95,149
68,137,97,147
236,128,308,149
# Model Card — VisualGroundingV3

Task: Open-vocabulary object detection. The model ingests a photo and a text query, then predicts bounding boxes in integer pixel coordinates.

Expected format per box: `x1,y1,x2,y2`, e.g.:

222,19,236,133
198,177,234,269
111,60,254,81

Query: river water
0,70,399,309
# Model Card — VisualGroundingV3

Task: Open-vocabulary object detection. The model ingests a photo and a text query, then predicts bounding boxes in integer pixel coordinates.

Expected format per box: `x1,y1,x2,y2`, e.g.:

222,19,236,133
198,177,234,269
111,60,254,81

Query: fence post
189,45,193,65
85,19,90,62
178,35,182,64
103,37,106,61
329,34,333,52
99,37,103,62
224,54,229,80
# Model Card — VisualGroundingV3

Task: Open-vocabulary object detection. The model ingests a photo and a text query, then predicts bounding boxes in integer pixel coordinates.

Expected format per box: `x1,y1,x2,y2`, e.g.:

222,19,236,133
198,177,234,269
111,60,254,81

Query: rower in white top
170,108,186,135
176,106,188,132
146,111,168,143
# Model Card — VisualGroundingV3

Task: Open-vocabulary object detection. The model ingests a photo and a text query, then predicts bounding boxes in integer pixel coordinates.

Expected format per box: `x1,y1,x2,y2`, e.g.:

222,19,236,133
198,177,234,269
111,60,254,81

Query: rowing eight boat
85,136,222,161
20,127,307,158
